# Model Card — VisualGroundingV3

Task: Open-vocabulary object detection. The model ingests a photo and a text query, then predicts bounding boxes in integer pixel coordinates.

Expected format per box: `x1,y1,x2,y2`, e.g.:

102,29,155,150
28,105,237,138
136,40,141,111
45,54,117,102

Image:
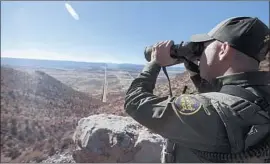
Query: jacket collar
213,71,270,90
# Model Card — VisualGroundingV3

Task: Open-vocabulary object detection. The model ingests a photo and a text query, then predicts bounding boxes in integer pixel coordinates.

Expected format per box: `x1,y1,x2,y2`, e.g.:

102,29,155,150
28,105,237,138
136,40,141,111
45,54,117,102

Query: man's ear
219,42,232,61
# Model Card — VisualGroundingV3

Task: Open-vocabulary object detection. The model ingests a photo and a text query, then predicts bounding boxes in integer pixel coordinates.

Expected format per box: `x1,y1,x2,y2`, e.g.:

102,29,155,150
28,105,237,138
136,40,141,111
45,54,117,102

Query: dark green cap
190,17,269,62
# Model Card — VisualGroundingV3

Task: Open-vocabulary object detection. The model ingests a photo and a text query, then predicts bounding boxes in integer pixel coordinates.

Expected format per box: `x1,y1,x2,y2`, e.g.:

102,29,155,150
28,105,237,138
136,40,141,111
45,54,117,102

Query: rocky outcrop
72,114,165,163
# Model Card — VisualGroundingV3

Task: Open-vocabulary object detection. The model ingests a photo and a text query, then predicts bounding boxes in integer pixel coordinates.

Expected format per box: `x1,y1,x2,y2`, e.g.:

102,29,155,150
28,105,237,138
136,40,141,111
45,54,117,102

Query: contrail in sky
65,2,79,20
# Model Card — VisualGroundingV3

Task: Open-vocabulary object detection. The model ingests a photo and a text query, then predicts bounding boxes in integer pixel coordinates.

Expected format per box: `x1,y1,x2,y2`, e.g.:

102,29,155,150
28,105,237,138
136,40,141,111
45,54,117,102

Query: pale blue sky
1,1,269,64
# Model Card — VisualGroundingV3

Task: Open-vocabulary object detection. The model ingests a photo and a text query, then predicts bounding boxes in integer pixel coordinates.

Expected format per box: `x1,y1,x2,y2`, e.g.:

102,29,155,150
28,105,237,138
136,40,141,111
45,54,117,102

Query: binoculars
144,41,205,62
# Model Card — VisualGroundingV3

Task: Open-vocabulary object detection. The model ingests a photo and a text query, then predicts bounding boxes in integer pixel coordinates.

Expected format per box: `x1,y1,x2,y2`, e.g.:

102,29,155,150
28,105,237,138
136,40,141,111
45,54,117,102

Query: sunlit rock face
72,114,165,163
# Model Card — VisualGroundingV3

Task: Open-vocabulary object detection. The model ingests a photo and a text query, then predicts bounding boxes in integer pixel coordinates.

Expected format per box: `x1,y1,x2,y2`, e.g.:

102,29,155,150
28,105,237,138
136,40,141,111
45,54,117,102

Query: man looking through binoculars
124,17,270,162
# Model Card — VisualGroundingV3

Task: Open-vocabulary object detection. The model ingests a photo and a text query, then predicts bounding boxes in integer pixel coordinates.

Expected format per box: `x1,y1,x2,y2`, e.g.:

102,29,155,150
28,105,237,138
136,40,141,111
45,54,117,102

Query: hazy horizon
1,57,186,71
1,56,145,65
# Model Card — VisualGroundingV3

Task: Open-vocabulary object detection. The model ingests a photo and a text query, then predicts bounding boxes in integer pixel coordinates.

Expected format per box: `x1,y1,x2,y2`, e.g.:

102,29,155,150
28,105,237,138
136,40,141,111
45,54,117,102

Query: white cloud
65,2,79,20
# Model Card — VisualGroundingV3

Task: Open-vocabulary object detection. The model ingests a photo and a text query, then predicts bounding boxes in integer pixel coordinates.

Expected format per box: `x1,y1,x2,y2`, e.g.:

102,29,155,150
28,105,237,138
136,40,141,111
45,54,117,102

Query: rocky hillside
154,71,197,97
96,92,128,116
1,66,104,163
1,66,103,117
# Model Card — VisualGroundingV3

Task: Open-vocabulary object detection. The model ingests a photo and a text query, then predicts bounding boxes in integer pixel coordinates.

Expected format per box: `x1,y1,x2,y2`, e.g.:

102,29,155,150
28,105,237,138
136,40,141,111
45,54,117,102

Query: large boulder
72,114,165,163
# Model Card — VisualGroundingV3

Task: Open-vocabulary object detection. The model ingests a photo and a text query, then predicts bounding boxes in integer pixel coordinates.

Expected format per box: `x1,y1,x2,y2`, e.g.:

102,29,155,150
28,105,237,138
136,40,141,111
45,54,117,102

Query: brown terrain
1,54,269,163
1,66,106,162
0,64,182,162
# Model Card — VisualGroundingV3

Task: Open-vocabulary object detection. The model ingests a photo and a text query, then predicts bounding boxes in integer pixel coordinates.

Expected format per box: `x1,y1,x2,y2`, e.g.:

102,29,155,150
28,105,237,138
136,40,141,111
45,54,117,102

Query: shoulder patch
174,95,203,115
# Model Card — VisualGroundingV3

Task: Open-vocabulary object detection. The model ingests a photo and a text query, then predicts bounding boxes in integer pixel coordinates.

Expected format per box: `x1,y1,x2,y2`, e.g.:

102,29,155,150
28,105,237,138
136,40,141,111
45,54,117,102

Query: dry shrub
60,137,74,151
48,146,56,156
19,150,46,163
7,149,21,159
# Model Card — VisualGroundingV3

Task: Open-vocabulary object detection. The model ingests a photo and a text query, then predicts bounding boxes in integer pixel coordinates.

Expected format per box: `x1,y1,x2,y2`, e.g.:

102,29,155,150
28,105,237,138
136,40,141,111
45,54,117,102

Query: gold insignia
175,95,202,116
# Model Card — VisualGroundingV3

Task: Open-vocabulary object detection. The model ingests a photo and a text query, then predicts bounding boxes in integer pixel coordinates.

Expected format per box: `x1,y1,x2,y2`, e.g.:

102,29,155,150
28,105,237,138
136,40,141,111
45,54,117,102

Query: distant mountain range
1,57,185,72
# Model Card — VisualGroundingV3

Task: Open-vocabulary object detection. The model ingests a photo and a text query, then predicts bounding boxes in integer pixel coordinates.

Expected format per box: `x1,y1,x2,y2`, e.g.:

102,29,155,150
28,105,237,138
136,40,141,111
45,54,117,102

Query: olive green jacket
124,61,270,162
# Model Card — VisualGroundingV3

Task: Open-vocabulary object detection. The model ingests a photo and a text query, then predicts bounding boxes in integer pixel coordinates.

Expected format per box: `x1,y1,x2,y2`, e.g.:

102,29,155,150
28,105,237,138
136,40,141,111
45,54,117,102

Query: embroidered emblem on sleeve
174,95,202,115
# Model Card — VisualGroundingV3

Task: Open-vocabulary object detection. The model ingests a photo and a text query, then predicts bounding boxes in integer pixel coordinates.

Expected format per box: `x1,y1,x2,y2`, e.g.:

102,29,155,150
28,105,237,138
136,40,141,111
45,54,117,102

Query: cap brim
190,33,214,43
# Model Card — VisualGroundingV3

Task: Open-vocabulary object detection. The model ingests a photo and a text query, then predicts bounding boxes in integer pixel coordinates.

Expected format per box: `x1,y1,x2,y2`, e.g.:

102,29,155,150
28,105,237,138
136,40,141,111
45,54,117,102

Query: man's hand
151,40,179,67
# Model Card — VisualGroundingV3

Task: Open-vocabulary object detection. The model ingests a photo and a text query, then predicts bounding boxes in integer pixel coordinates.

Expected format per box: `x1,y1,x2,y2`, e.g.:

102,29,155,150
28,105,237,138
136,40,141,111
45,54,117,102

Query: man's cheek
199,64,206,77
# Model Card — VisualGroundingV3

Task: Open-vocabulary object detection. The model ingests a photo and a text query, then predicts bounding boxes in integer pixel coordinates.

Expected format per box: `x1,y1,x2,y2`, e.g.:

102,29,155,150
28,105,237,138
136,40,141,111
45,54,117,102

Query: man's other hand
151,40,179,67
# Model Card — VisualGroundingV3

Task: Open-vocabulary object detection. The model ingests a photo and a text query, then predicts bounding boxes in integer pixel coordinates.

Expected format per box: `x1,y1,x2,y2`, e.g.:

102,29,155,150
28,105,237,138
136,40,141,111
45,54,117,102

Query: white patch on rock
41,151,75,163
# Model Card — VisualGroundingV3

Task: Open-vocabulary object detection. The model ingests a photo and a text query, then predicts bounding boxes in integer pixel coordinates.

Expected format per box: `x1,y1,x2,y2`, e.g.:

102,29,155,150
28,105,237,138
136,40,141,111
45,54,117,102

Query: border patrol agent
124,17,270,162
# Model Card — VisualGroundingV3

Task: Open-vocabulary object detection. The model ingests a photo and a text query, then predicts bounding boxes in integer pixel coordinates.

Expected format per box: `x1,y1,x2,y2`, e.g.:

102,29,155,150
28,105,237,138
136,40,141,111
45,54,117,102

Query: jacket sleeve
124,61,230,152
